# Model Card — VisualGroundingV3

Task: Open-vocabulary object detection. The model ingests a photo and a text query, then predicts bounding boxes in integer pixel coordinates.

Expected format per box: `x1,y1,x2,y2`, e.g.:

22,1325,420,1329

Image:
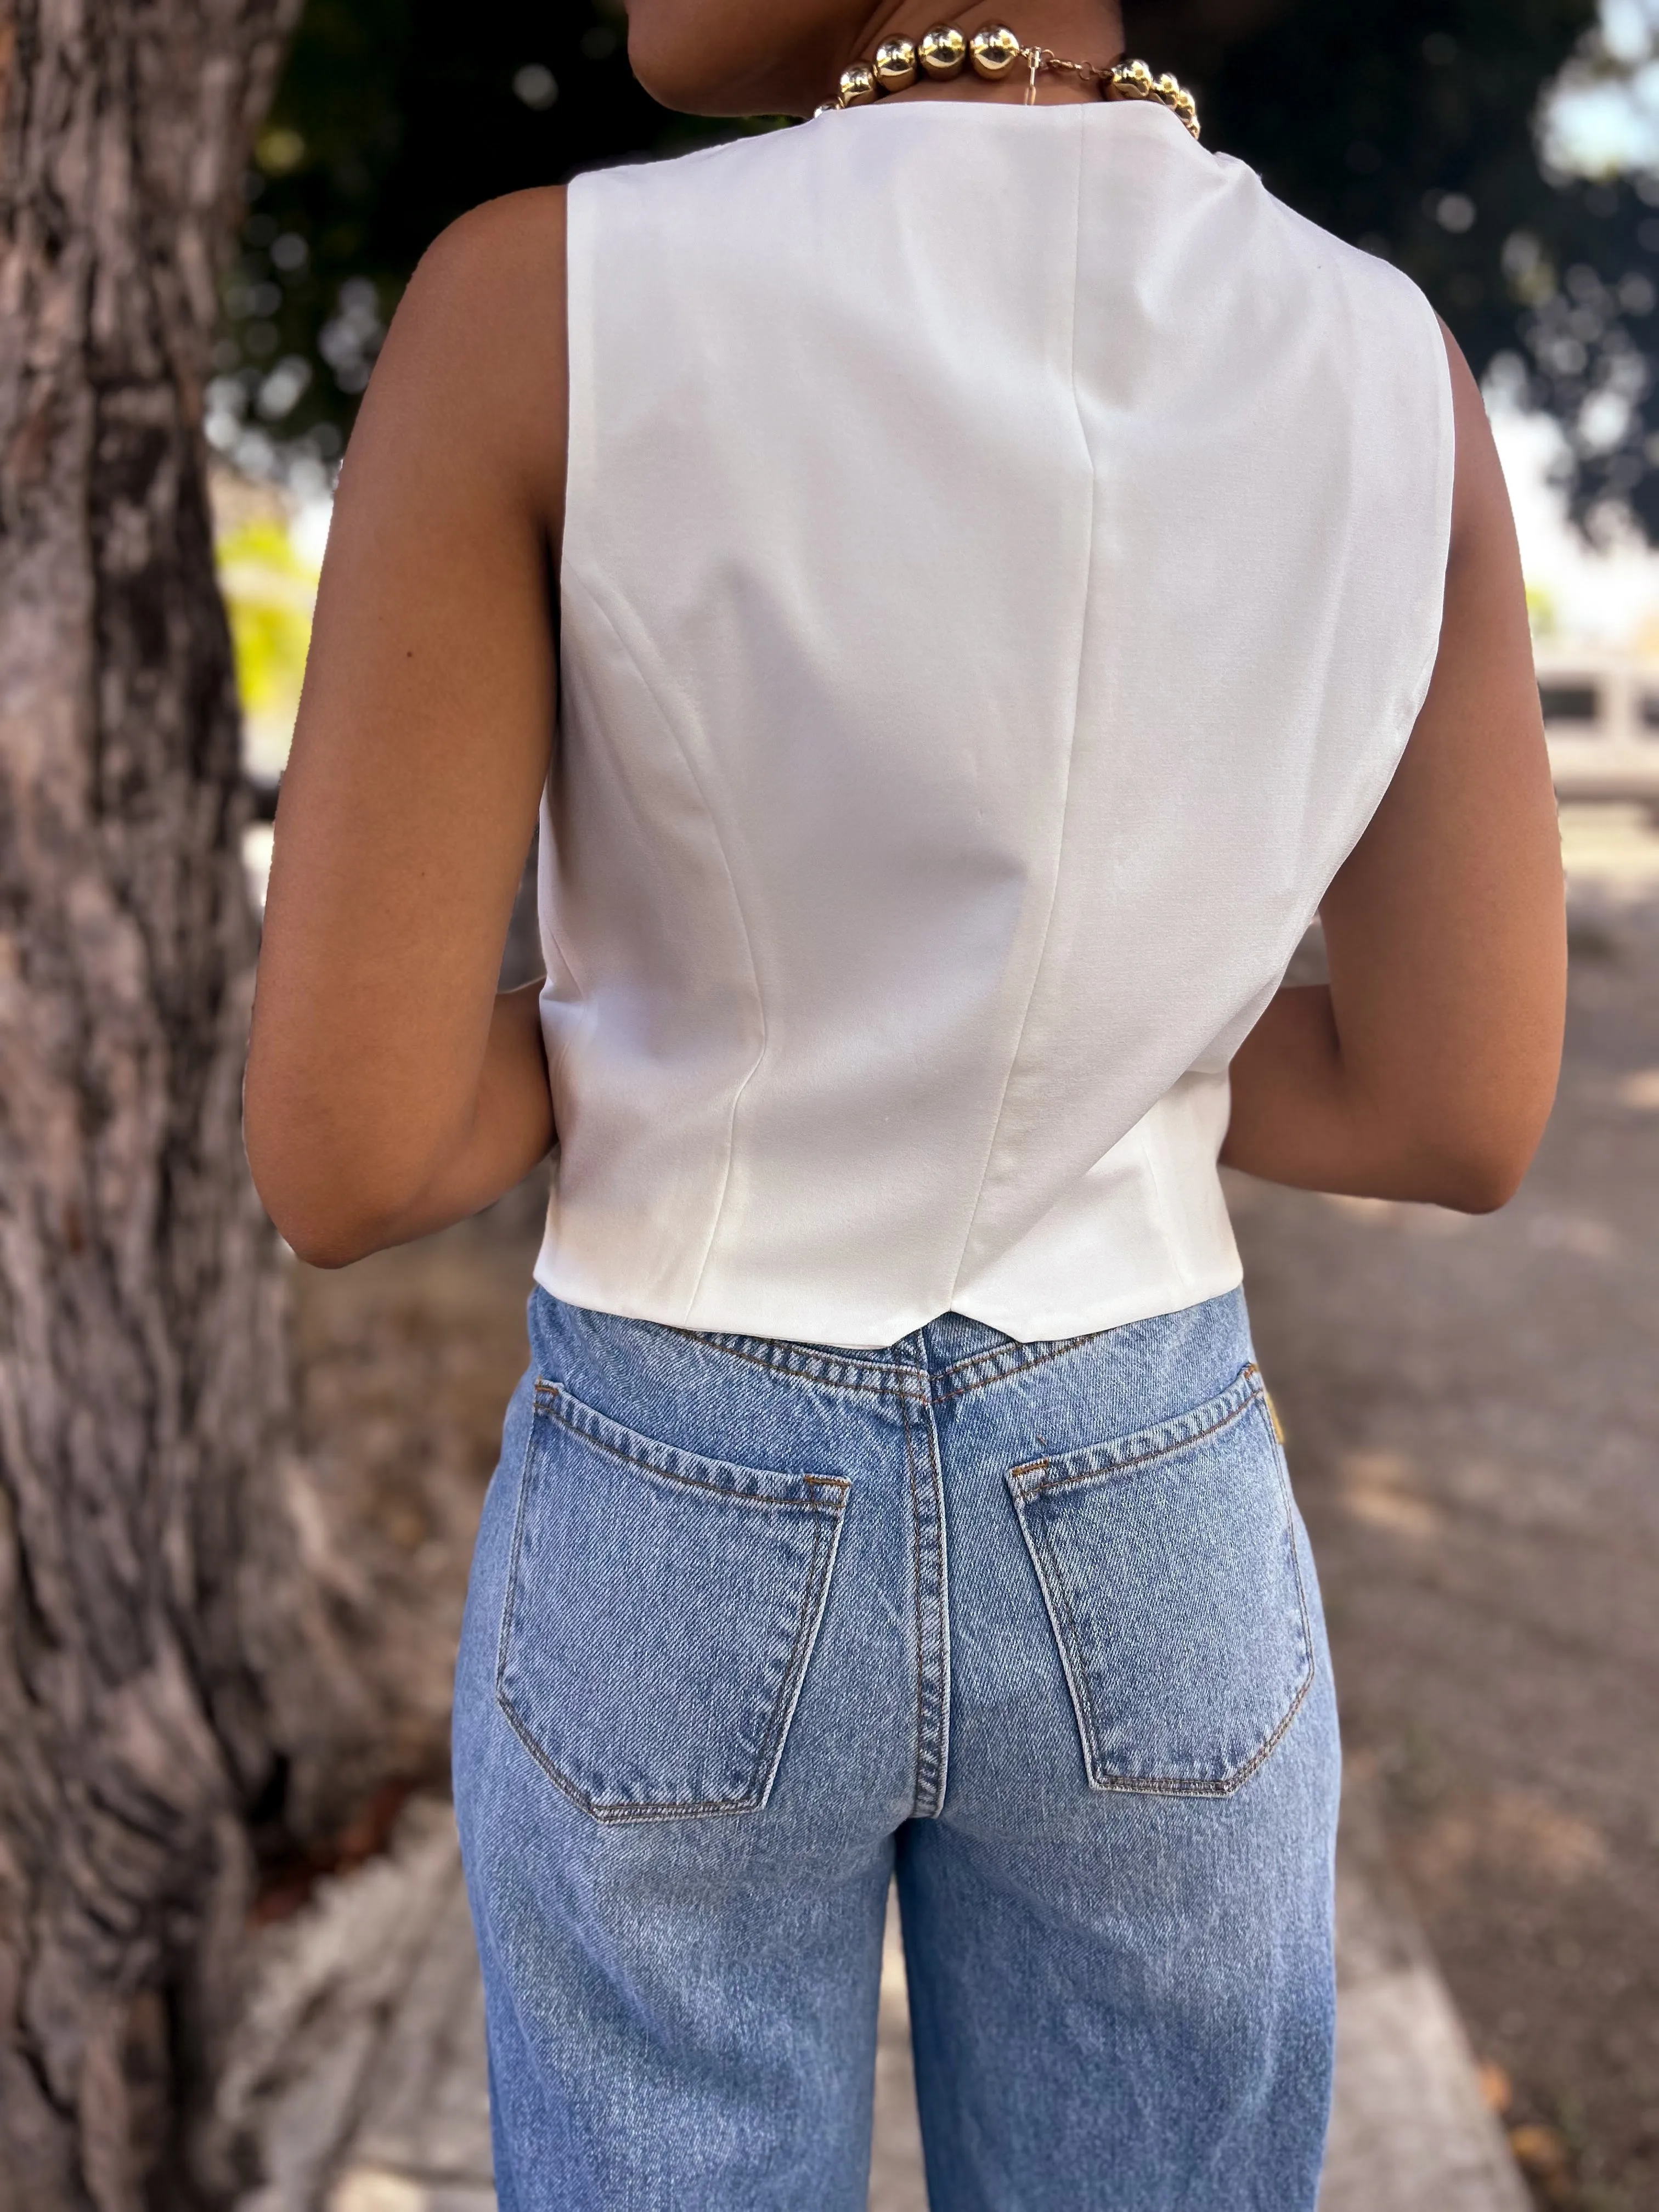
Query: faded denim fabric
454,1285,1340,2211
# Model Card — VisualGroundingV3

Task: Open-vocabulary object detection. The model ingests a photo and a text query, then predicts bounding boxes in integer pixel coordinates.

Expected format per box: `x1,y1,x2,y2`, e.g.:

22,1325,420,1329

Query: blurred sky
1495,400,1659,647
1547,0,1659,174
1517,0,1659,644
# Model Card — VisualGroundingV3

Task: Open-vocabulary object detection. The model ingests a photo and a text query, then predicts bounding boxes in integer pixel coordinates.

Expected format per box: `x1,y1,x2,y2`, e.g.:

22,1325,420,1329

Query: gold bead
917,24,967,77
873,37,918,91
1156,72,1181,101
1125,58,1155,90
838,61,877,104
968,23,1022,77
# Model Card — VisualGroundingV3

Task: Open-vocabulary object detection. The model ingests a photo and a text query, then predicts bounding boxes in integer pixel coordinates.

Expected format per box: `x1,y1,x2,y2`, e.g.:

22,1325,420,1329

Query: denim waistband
528,1285,1252,1412
676,1313,1108,1402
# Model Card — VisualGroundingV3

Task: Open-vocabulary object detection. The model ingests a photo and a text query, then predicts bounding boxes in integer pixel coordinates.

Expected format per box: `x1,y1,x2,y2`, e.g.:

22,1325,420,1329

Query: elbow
1355,1059,1557,1217
1428,1155,1528,1216
245,1113,413,1271
273,1215,386,1271
242,1022,460,1266
249,1165,398,1271
1405,1125,1542,1216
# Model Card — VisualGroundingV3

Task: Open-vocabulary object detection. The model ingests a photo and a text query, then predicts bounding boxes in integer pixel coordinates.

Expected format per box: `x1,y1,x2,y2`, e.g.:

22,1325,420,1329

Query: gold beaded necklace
814,24,1199,137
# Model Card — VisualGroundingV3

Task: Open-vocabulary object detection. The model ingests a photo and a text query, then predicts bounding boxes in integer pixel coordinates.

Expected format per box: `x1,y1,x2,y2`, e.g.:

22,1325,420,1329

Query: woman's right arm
1221,324,1566,1211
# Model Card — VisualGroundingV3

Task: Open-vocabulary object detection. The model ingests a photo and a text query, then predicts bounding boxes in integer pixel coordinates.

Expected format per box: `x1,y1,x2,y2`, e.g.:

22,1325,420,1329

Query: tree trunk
0,3,362,2204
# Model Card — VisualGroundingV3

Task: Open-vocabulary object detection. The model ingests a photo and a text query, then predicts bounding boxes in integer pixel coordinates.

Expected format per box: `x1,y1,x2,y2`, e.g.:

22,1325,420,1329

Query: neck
832,1,1126,106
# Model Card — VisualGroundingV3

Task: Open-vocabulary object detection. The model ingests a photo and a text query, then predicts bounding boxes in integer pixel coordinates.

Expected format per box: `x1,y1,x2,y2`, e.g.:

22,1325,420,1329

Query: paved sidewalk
1318,1767,1528,2212
226,1778,1527,2212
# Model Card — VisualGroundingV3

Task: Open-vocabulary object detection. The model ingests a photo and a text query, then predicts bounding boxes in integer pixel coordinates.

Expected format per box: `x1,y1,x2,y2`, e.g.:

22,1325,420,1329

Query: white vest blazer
535,97,1454,1348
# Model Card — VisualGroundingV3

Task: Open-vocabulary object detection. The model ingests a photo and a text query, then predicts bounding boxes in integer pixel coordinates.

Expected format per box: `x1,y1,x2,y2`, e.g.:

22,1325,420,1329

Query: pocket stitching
1009,1362,1263,1497
492,1392,546,1734
539,1379,850,1511
1011,1497,1107,1798
494,1386,849,1824
740,1484,848,1815
1007,1380,1315,1799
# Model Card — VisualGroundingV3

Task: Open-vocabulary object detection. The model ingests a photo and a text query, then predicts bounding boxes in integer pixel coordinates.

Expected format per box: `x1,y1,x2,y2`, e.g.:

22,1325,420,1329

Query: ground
284,819,1659,2212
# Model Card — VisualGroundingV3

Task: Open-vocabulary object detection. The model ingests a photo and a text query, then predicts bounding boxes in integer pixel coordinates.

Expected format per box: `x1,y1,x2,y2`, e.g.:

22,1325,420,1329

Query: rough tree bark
0,3,365,2205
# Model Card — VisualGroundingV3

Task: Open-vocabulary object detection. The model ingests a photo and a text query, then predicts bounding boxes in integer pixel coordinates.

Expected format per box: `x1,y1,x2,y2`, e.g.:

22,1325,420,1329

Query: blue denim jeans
454,1285,1340,2211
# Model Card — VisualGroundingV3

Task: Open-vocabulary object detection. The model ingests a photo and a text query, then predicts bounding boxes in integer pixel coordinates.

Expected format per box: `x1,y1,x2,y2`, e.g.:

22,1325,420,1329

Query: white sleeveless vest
536,97,1454,1347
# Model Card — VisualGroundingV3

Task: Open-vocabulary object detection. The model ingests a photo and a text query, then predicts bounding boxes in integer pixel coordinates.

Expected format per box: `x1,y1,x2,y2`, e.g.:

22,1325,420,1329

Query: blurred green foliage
217,0,1659,530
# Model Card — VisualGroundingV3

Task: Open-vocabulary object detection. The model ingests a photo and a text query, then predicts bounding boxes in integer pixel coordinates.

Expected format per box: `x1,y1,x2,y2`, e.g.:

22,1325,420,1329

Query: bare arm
244,190,568,1266
1221,326,1566,1210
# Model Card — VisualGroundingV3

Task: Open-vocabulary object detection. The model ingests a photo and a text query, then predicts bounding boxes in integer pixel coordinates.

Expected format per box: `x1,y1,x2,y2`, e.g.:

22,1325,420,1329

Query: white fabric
535,97,1454,1347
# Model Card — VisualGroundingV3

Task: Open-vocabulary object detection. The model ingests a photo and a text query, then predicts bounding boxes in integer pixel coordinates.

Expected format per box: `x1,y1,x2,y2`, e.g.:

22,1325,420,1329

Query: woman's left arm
245,189,568,1267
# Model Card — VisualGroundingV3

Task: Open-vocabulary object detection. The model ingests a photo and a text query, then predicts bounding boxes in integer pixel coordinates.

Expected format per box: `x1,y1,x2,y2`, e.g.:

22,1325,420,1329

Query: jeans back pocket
1007,1362,1312,1797
496,1380,849,1823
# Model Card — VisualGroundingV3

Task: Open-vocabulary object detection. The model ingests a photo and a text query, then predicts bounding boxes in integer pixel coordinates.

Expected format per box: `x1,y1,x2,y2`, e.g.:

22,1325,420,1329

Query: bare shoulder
1436,316,1511,564
411,184,568,309
345,187,568,526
